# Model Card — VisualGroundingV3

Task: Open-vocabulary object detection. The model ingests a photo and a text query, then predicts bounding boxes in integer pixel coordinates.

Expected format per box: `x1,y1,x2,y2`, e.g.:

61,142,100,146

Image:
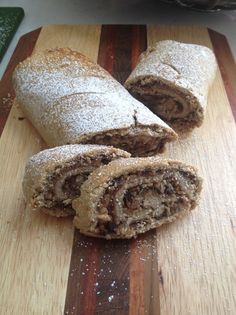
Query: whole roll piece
13,48,177,156
23,144,130,217
125,40,217,133
73,157,202,239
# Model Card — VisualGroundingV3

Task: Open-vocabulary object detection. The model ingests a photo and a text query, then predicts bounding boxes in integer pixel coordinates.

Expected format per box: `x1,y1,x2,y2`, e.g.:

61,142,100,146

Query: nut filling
34,153,116,211
95,168,201,236
81,126,173,157
129,80,204,132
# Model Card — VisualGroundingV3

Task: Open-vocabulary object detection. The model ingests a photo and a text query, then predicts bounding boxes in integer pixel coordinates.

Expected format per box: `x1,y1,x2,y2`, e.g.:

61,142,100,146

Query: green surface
0,7,24,61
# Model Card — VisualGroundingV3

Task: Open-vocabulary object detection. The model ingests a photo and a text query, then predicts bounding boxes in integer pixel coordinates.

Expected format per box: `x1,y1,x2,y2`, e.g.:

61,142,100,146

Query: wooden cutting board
0,25,236,315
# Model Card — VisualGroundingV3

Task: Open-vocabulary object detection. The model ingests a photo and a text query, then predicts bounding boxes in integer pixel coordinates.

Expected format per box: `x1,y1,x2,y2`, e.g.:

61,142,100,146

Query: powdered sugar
125,40,217,111
13,48,175,152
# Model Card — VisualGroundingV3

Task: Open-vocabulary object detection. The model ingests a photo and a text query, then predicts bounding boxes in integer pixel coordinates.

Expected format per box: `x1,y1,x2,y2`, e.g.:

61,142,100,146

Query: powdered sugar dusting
125,40,217,110
22,144,130,210
13,48,175,151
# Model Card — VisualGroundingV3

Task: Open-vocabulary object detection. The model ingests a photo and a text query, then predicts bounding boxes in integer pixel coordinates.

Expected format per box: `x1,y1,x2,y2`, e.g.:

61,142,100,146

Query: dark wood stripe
110,25,133,84
131,25,147,69
94,239,130,315
98,25,133,84
79,239,99,315
64,231,100,315
0,28,41,136
208,29,236,121
97,25,115,76
96,25,133,314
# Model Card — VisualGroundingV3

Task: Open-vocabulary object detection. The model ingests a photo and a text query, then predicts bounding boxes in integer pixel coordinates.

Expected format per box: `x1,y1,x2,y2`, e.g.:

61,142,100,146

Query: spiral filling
129,80,203,132
34,153,116,210
95,168,201,236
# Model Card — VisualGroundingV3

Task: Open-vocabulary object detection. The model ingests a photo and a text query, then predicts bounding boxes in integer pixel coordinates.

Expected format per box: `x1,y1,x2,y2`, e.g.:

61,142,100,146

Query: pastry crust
72,157,202,239
23,144,130,217
13,48,177,156
125,40,217,133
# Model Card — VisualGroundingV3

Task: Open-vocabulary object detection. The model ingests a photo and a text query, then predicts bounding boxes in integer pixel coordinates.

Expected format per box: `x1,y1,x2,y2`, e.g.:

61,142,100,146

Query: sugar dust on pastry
125,40,217,133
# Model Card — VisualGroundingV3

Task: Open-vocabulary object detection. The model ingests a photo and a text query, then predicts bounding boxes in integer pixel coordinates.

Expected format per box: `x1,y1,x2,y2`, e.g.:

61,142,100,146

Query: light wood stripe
147,25,236,315
33,24,101,62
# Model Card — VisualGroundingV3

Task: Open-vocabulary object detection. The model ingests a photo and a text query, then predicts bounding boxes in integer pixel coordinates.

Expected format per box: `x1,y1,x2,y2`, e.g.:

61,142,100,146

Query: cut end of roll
125,76,204,134
124,40,217,134
73,157,202,239
23,145,130,217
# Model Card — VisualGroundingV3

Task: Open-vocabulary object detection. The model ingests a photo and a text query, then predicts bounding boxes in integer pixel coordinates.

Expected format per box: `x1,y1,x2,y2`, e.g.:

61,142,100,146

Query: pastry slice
73,157,202,239
125,40,217,133
13,48,177,156
23,144,130,217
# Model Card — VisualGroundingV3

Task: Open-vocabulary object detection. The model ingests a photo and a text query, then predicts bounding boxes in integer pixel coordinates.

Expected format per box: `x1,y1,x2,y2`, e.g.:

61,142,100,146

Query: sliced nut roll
23,145,130,217
125,40,217,133
73,157,202,239
13,48,177,157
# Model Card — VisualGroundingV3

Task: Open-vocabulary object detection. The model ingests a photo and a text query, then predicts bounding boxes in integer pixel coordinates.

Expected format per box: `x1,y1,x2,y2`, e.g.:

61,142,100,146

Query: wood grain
33,24,101,62
0,24,236,315
147,25,236,315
